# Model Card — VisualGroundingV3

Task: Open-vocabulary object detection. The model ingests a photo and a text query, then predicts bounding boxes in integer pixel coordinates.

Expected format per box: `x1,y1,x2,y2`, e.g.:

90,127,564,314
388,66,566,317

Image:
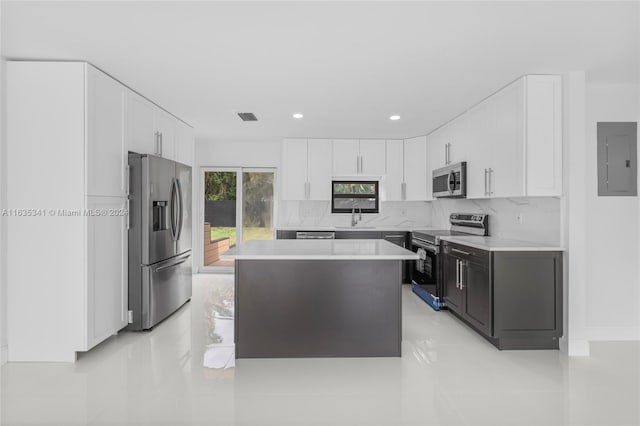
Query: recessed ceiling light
293,113,304,119
389,115,401,121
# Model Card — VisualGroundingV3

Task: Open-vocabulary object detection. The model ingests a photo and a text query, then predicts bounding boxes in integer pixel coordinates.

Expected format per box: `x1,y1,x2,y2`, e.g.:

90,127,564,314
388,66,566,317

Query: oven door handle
412,242,439,254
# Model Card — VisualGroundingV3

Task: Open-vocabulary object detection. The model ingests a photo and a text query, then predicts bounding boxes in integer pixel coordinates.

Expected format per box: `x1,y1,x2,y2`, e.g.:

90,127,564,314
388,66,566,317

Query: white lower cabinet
84,197,128,350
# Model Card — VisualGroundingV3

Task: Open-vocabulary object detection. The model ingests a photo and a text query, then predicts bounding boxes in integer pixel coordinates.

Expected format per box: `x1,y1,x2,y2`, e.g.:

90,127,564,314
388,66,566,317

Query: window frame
331,180,380,214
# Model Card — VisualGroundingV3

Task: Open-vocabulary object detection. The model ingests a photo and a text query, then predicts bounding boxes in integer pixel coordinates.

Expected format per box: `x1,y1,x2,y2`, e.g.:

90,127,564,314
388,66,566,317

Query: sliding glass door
202,168,275,271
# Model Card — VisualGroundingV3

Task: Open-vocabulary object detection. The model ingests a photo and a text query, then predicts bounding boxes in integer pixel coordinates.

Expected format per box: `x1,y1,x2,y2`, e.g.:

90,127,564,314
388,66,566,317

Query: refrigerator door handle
169,178,178,241
154,253,191,272
175,178,184,241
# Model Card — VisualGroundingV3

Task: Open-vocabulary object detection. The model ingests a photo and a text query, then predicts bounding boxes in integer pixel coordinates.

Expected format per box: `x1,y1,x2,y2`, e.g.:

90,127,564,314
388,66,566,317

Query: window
331,181,379,213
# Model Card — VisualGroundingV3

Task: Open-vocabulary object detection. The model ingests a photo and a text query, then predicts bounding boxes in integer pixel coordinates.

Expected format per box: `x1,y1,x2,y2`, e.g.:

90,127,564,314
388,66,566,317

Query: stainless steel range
411,213,488,310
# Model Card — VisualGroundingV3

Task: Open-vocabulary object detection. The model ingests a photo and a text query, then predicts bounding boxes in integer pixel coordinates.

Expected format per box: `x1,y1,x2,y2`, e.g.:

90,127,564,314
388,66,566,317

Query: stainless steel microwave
432,162,467,198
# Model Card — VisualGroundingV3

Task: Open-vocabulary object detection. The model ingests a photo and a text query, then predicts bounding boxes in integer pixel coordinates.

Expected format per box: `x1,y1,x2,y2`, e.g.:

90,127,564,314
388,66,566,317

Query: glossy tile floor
2,274,639,426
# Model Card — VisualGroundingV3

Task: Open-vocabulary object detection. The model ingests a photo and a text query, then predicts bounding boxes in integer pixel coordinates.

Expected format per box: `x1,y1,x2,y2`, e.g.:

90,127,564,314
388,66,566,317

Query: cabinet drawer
442,242,489,265
335,231,381,239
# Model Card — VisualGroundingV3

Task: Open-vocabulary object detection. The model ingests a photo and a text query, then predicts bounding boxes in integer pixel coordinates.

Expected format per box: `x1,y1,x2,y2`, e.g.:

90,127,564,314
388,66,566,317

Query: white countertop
276,226,413,232
221,239,420,260
439,236,565,252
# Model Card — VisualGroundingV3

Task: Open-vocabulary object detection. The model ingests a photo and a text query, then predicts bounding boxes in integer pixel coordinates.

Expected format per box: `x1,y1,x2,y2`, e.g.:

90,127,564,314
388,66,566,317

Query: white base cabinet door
84,197,128,351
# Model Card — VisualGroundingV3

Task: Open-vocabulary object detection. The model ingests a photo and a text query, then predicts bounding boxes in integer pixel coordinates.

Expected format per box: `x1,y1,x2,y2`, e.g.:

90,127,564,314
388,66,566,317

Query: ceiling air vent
237,112,258,121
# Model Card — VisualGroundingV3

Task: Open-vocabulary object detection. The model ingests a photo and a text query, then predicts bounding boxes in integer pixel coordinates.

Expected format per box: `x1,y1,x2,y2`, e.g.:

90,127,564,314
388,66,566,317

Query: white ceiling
2,1,638,141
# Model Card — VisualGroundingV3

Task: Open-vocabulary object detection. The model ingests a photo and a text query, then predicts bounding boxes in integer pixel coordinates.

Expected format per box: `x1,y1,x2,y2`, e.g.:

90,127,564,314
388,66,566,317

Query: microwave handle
448,170,455,194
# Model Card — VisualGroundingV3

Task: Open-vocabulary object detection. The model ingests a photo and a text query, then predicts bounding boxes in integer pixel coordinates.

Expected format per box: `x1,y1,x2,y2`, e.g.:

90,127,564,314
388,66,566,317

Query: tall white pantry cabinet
6,62,194,362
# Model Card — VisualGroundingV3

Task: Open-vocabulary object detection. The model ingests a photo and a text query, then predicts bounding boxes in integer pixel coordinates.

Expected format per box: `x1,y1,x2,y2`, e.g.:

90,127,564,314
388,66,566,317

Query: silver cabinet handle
459,260,465,289
455,259,460,289
489,168,494,195
359,156,363,174
126,199,131,230
125,165,130,196
159,132,163,157
401,182,406,200
445,143,448,164
155,132,161,155
484,168,488,196
452,248,471,256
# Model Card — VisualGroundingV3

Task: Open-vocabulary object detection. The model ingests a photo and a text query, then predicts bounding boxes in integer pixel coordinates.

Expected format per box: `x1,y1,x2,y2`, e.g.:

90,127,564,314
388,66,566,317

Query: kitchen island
222,239,419,358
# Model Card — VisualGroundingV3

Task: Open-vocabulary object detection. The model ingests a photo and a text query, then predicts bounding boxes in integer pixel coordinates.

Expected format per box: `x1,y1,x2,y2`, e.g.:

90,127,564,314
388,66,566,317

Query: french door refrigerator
127,153,192,330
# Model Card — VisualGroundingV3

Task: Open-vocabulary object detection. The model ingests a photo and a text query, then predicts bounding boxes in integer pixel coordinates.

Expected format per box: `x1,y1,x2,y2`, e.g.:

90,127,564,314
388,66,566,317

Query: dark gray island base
235,259,402,358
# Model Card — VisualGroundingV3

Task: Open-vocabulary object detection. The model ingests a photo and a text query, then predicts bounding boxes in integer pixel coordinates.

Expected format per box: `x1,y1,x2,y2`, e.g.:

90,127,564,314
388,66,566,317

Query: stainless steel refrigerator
127,153,192,331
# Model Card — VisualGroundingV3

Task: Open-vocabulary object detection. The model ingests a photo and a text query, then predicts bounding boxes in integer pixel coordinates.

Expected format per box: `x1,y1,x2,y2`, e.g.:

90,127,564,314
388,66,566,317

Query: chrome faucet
351,206,362,227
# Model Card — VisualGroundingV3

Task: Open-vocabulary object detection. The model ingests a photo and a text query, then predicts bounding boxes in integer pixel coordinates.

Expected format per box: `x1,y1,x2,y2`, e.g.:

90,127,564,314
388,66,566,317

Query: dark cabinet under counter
443,241,563,350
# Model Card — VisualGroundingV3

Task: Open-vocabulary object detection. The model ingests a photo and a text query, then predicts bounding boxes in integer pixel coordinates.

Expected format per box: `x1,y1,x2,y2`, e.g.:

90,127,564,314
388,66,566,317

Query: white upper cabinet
281,138,332,201
384,140,404,201
332,139,359,175
489,78,524,198
308,139,333,200
429,74,562,199
332,139,386,176
175,120,195,167
404,136,429,201
125,91,156,155
86,65,126,197
359,139,386,175
155,109,177,160
524,75,562,196
282,138,308,200
430,119,467,171
125,90,192,163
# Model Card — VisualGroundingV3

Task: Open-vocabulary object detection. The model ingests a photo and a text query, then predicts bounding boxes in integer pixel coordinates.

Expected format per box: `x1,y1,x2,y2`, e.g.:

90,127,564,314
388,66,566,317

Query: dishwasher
296,231,335,239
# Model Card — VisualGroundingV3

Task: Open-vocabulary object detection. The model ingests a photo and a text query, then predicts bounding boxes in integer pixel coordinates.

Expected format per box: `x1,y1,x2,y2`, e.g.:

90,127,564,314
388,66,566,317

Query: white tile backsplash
278,197,561,244
278,201,432,229
430,197,561,244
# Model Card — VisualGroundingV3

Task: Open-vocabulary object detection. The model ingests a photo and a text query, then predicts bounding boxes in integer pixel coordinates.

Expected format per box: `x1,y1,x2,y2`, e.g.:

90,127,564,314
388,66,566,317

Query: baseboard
1,345,7,365
566,339,590,356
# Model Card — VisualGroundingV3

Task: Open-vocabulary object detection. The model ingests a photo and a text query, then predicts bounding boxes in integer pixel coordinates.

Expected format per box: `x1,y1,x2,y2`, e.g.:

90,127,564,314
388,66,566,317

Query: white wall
430,197,561,245
583,82,640,340
194,139,281,271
